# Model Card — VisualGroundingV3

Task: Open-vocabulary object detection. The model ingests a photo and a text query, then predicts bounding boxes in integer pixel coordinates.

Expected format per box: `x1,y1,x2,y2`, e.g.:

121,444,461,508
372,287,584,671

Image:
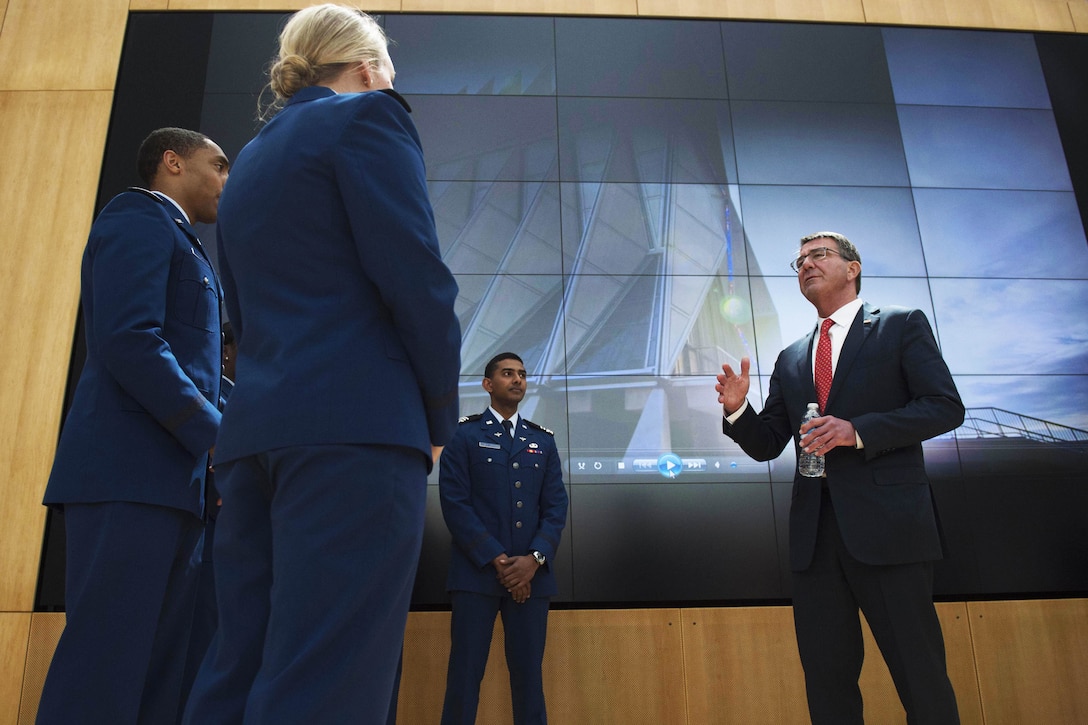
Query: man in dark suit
440,352,568,725
38,127,228,725
716,231,963,724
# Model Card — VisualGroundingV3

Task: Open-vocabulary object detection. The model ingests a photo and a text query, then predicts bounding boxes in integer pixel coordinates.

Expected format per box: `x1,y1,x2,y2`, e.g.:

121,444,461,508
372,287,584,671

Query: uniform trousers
182,444,427,725
441,590,550,725
37,501,202,725
792,488,960,725
178,514,217,722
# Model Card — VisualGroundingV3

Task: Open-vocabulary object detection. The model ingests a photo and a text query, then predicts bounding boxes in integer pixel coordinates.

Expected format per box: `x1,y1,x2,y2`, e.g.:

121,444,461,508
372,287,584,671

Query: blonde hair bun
269,53,318,99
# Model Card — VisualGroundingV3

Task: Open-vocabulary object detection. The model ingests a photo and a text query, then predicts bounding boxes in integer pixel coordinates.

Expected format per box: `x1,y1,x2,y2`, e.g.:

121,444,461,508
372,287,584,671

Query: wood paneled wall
1,0,1085,722
15,601,1088,724
132,0,1088,31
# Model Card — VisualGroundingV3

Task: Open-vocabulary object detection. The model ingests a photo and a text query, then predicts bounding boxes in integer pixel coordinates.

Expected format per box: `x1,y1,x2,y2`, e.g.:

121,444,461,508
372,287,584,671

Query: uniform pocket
171,253,218,332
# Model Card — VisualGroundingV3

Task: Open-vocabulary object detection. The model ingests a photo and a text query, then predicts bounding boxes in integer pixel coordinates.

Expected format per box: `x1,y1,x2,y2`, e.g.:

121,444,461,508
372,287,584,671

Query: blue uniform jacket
44,189,222,517
212,87,460,468
440,410,568,598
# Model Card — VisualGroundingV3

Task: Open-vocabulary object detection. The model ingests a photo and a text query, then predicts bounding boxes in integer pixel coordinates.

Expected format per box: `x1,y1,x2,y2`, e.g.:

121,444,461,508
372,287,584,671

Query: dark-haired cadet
440,352,568,725
38,127,228,725
177,319,236,721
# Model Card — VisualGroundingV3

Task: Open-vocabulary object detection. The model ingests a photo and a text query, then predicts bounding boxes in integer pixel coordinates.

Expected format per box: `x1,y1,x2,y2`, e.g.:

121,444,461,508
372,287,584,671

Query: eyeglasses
790,246,842,272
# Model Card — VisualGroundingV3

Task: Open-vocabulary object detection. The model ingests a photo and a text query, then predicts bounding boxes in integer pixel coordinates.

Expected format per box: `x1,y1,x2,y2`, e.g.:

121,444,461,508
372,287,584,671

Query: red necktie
815,318,834,413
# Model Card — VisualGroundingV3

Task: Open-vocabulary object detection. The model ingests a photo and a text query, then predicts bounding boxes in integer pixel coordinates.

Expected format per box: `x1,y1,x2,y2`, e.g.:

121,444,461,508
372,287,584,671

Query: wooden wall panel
856,602,984,724
403,0,636,14
18,602,1088,722
0,0,129,91
16,613,63,725
969,598,1088,725
397,609,688,725
935,602,985,725
407,609,691,723
683,606,809,724
1071,1,1088,32
0,614,31,725
862,0,1078,32
0,90,112,612
112,0,1088,32
545,609,687,724
167,0,400,9
131,0,170,11
396,610,524,724
636,0,865,22
396,611,455,724
682,603,983,724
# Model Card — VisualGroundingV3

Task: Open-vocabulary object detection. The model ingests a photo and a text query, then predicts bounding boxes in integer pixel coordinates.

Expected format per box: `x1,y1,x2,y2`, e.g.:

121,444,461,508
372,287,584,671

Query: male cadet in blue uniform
440,352,568,725
38,127,228,725
178,319,235,720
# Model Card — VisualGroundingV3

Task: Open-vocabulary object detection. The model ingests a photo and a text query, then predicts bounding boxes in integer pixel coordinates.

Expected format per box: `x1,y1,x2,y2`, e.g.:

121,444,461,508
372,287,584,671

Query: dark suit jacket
44,189,222,517
212,86,461,467
440,410,568,597
723,303,963,570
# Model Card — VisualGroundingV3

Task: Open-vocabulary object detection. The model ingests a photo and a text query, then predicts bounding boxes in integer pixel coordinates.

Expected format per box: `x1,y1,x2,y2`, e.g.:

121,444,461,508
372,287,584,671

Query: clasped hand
493,554,536,604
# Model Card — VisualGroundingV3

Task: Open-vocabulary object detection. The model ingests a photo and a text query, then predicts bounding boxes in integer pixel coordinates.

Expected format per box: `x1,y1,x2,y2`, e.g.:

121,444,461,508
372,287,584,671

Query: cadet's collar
488,407,518,431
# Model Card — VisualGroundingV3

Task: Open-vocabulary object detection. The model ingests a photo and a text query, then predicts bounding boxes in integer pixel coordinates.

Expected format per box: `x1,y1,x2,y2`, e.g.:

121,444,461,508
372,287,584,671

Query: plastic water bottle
798,403,824,477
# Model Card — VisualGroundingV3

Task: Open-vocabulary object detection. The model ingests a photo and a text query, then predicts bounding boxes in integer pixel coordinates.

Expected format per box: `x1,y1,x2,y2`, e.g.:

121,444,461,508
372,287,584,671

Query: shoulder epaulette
458,413,484,424
523,419,554,436
125,187,163,203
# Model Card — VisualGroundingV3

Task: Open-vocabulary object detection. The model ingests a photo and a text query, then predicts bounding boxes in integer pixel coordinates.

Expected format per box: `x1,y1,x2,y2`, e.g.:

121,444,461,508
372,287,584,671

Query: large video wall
40,13,1088,609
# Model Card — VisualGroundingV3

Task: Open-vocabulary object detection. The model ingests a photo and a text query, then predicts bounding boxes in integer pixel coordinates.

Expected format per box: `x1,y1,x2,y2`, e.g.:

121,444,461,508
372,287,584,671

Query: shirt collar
489,407,519,431
821,298,864,330
150,191,190,225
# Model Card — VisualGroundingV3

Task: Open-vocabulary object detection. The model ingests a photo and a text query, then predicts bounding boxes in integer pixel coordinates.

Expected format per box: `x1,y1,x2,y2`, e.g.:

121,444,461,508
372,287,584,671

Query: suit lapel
826,304,876,410
479,410,505,448
173,217,213,265
169,217,224,298
131,188,211,265
794,333,819,404
510,419,529,455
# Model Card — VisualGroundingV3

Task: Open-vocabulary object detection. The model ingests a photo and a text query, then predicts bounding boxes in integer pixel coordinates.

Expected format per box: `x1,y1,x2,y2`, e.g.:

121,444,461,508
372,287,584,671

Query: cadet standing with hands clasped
440,352,568,725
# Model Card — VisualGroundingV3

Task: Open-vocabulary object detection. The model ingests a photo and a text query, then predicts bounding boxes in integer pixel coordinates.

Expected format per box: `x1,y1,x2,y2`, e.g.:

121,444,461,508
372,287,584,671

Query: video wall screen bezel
37,12,1088,610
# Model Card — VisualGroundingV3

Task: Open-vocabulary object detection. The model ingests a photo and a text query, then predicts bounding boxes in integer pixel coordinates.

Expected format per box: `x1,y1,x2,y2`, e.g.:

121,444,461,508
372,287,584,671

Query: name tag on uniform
479,441,501,449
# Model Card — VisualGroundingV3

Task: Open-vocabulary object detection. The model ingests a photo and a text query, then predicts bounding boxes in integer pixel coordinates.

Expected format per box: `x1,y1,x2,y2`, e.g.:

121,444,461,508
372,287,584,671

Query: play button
657,453,683,479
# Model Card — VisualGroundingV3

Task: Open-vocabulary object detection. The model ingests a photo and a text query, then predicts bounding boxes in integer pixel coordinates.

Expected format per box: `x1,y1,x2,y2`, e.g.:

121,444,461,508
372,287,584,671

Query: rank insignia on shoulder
524,419,554,435
458,413,484,424
127,187,161,202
